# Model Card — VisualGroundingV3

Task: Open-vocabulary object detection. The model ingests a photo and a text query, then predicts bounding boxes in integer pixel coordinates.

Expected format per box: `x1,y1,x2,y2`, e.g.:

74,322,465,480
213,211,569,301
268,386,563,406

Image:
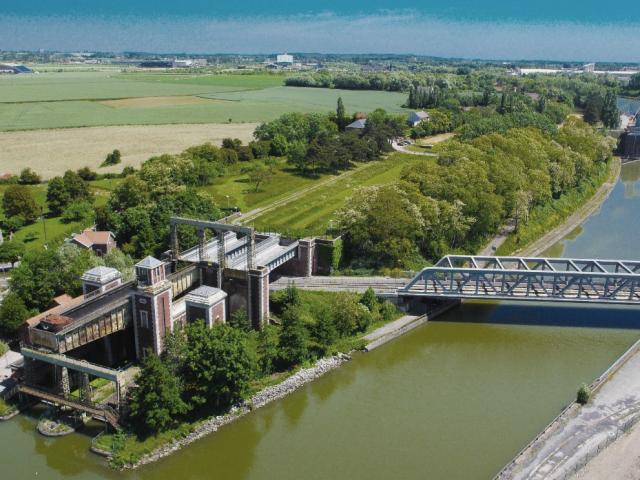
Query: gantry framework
399,255,640,305
170,217,299,273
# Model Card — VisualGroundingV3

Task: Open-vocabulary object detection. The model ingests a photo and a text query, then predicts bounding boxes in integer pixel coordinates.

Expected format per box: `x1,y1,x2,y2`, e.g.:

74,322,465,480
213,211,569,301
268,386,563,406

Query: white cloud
2,13,639,62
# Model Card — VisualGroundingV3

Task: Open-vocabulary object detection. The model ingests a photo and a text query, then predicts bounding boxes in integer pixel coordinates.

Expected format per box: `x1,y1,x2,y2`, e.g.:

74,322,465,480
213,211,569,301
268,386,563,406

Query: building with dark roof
0,64,34,74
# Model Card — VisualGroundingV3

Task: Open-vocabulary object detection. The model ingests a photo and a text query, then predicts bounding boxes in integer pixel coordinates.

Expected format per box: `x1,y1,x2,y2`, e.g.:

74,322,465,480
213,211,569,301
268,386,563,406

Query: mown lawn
200,158,330,212
251,153,426,236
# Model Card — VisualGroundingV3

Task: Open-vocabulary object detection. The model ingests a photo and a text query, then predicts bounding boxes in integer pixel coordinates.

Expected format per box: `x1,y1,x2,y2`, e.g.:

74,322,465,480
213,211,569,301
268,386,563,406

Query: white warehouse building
276,54,294,65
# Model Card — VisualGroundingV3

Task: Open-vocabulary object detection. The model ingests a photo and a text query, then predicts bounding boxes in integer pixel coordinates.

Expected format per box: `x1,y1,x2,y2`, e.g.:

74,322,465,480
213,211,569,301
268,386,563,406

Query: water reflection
546,162,640,259
441,301,640,330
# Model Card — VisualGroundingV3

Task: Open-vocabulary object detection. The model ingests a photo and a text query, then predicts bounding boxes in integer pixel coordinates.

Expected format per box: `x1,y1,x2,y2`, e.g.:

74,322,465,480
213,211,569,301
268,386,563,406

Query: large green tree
277,307,310,368
601,91,620,129
183,322,256,410
46,177,71,215
2,185,39,223
129,353,189,435
0,241,25,267
336,97,347,131
257,324,279,375
0,293,31,337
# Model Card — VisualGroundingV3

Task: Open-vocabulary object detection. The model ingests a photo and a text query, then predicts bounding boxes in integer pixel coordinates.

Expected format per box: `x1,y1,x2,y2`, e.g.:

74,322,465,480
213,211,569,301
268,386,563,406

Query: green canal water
2,162,640,480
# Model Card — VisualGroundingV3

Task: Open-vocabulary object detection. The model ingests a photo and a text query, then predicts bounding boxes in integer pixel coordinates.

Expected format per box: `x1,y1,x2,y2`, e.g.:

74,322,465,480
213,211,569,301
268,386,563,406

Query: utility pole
41,206,48,245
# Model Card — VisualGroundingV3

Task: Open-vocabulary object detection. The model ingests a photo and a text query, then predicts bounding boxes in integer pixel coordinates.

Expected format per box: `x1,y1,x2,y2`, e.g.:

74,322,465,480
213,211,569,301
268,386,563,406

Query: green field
250,153,426,235
201,158,325,212
0,71,408,131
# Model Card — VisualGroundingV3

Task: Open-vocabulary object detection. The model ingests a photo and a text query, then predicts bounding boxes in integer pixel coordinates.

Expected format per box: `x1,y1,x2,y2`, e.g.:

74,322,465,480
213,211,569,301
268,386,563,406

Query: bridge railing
400,255,640,304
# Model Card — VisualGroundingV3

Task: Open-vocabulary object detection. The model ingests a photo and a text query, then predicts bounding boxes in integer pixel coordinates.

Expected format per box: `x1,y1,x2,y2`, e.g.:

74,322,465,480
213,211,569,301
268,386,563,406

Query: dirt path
391,133,453,156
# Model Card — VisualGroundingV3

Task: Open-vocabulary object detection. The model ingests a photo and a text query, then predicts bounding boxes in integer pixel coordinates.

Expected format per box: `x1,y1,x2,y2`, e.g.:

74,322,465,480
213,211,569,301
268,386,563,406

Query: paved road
478,219,516,256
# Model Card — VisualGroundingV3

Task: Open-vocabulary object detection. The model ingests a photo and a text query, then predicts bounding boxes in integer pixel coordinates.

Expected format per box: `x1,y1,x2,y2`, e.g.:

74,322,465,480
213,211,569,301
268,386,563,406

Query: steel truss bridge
399,255,640,305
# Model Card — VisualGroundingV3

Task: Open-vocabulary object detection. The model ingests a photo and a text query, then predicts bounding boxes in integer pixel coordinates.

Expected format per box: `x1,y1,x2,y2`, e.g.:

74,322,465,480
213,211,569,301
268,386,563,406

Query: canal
3,161,640,480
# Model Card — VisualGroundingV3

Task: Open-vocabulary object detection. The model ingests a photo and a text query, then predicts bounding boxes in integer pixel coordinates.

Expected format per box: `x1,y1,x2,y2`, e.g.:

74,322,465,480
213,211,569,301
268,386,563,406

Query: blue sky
2,1,640,61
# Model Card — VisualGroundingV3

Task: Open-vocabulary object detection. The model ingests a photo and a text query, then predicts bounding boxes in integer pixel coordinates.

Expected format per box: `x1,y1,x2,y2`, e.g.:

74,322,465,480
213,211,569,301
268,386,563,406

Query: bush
102,149,122,167
18,168,41,185
380,301,397,322
577,384,591,405
0,340,8,356
77,166,98,181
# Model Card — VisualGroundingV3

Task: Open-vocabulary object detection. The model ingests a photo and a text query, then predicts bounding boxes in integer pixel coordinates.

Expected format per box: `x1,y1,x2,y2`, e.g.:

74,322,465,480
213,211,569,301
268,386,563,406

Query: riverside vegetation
95,286,399,467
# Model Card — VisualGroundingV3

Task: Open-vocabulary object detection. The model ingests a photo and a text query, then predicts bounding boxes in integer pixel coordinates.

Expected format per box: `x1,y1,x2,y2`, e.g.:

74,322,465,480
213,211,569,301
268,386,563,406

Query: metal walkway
400,255,640,305
18,384,120,429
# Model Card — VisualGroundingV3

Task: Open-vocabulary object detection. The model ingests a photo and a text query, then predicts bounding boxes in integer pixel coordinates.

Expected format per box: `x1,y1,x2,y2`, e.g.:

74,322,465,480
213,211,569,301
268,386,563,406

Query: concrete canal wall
495,335,640,480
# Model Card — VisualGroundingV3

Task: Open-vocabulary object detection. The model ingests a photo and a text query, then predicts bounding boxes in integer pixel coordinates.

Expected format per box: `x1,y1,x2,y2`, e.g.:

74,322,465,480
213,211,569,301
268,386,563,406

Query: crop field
249,153,427,235
0,123,257,178
0,70,408,131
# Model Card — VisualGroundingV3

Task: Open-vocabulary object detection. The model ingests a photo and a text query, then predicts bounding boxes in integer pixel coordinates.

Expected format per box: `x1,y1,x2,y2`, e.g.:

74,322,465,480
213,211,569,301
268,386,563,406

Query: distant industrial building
276,53,294,66
172,58,207,68
0,63,34,74
138,59,207,69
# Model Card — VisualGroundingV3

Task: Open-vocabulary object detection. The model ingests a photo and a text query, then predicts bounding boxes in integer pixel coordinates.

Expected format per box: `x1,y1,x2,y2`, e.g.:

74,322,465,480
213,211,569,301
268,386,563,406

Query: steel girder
399,255,640,305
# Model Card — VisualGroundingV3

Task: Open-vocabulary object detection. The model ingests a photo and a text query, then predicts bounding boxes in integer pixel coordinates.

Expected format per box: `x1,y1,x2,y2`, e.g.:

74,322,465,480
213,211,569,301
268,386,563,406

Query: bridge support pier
80,373,91,402
58,366,70,399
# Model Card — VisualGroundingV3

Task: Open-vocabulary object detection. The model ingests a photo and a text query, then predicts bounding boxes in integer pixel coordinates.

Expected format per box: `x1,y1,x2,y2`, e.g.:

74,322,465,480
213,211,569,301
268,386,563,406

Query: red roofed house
69,228,116,255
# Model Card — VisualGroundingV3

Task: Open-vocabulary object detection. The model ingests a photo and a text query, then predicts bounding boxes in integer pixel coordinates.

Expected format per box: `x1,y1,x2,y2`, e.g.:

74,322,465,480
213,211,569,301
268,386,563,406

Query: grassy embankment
249,153,425,236
94,289,403,468
0,70,407,131
496,158,617,255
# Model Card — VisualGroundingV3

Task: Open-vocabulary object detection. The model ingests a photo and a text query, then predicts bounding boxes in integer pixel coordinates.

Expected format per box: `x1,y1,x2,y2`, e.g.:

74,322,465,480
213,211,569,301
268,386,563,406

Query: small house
69,228,116,255
345,119,367,131
408,111,430,127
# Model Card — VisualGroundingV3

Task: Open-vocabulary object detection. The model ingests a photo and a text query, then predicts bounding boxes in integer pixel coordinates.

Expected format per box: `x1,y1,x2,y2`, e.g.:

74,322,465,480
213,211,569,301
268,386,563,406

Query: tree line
336,118,615,269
